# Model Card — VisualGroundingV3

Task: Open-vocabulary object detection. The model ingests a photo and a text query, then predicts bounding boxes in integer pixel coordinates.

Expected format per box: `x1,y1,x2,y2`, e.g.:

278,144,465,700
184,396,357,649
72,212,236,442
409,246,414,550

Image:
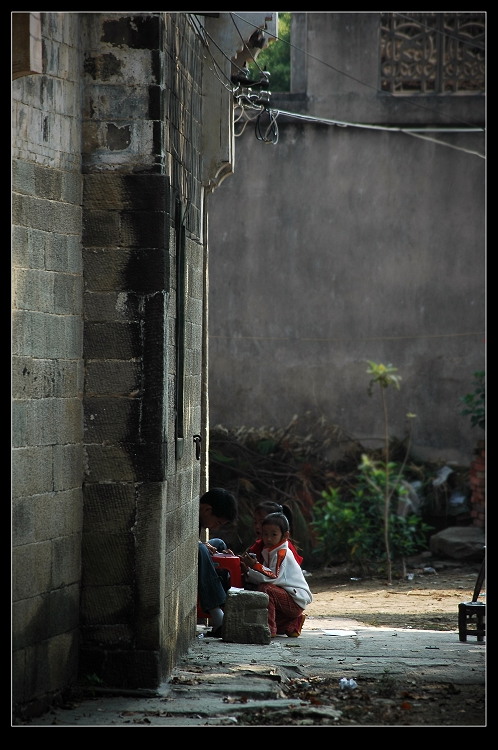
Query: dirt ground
254,557,487,727
305,557,485,631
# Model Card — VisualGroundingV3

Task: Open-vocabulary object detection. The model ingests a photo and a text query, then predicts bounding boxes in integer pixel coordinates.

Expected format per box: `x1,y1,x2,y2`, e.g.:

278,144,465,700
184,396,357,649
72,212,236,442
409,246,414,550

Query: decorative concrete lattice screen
380,12,485,95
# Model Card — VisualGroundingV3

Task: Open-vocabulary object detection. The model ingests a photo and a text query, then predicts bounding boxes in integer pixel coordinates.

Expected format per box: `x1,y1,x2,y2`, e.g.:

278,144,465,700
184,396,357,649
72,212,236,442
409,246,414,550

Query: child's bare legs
257,582,304,636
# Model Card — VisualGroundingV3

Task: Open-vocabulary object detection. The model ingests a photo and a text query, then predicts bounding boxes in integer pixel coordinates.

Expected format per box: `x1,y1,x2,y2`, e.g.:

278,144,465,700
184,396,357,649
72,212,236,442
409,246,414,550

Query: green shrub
460,370,485,431
312,456,433,576
248,12,291,92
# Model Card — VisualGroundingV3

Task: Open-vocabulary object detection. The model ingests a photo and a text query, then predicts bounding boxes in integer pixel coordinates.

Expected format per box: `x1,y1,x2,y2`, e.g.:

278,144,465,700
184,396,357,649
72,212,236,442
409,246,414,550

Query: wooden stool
458,558,485,642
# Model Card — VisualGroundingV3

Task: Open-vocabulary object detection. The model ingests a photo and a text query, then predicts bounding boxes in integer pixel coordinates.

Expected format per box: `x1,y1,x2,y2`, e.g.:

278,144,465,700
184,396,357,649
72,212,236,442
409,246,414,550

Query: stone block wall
12,9,273,718
12,10,207,716
78,13,205,688
12,12,85,716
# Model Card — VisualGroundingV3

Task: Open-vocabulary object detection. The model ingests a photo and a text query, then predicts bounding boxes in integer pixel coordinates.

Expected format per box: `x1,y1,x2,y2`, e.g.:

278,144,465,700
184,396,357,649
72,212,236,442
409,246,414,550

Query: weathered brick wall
12,12,85,716
78,13,205,688
12,9,263,718
12,11,208,715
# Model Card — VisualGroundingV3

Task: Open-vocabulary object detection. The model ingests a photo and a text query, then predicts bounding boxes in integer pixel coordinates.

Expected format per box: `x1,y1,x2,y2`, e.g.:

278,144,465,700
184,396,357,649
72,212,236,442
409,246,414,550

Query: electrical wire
255,109,279,144
189,12,485,155
234,117,250,137
403,131,485,158
189,12,259,85
275,108,485,158
228,12,269,76
187,13,237,92
234,103,264,137
188,13,277,141
230,11,485,131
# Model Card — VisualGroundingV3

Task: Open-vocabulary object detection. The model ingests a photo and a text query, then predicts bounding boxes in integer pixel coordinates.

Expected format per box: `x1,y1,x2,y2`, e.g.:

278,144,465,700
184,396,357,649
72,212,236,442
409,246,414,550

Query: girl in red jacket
240,512,312,637
247,500,303,565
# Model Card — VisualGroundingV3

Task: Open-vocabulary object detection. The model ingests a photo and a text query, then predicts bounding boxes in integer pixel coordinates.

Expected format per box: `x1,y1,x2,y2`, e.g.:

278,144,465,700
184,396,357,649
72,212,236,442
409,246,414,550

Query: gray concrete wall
208,13,485,466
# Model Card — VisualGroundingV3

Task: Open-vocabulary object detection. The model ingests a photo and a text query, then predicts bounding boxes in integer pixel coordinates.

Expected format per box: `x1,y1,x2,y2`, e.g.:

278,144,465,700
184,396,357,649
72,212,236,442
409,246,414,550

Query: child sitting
247,500,303,565
239,512,312,638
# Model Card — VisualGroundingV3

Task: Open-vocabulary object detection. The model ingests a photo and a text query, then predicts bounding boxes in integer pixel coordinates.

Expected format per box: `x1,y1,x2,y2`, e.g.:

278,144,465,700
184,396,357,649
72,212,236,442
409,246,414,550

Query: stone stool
458,557,485,642
221,590,271,644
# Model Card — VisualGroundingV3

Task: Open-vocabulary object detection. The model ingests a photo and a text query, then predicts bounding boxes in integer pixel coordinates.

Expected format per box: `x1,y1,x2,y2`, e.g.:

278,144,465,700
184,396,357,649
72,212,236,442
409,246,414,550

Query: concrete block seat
221,589,271,644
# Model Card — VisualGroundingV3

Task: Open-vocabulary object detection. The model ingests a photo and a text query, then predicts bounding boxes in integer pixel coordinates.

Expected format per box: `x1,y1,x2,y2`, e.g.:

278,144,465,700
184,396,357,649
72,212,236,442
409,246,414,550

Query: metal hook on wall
193,434,202,460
